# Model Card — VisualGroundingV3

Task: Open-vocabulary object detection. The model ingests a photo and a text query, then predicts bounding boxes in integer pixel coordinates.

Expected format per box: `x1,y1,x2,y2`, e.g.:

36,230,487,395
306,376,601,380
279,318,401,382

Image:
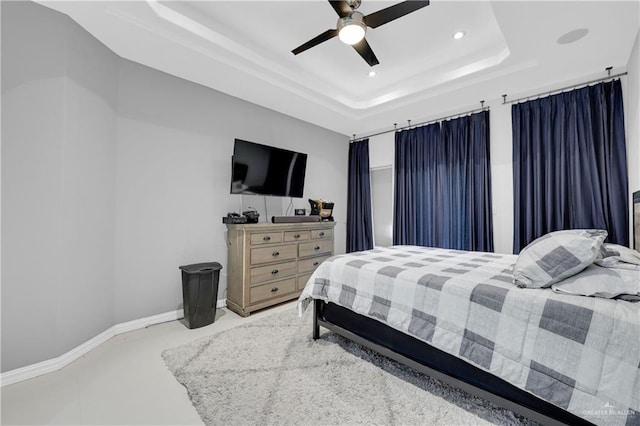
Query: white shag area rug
162,307,531,426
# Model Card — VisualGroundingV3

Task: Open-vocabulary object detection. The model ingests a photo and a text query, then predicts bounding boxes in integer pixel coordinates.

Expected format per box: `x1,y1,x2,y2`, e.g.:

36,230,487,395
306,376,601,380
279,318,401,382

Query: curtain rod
350,103,489,142
502,71,628,105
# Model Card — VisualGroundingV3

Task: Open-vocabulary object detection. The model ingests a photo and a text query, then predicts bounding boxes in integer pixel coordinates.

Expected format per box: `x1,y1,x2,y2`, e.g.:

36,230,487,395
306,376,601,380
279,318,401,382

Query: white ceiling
39,1,640,137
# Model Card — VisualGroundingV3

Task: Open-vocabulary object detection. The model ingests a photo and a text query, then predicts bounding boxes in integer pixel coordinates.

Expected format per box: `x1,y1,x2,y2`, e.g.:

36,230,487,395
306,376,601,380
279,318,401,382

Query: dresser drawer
299,240,333,258
284,230,310,242
250,261,297,285
311,228,332,239
298,255,331,274
297,273,312,290
251,244,297,265
250,278,297,303
250,232,282,245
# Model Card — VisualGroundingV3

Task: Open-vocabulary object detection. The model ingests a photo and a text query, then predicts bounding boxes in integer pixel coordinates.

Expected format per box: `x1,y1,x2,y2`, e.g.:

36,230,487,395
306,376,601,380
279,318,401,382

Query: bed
298,244,640,426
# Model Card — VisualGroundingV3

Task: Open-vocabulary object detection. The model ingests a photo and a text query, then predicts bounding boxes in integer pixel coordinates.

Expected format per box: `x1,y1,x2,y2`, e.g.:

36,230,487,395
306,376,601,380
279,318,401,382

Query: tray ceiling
38,1,640,136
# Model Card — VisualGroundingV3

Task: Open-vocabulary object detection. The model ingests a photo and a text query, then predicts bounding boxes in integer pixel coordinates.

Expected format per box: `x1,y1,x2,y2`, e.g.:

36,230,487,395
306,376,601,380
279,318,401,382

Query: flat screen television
230,139,307,198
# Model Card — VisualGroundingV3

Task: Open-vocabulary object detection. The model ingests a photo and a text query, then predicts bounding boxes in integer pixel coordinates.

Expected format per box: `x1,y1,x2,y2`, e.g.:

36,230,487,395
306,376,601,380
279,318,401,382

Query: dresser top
225,221,336,231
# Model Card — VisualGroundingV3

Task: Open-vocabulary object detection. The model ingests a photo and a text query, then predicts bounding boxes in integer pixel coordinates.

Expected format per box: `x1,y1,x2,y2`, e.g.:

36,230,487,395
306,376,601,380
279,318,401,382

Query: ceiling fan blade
363,1,429,29
329,0,352,18
292,29,339,55
352,38,379,66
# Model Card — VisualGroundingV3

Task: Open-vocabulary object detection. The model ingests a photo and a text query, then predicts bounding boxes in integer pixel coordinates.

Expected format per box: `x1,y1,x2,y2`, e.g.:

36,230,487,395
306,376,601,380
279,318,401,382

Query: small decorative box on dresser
225,222,335,317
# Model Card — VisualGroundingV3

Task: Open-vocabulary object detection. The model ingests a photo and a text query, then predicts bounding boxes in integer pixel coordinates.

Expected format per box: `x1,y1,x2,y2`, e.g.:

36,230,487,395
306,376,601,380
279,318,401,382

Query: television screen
230,139,307,198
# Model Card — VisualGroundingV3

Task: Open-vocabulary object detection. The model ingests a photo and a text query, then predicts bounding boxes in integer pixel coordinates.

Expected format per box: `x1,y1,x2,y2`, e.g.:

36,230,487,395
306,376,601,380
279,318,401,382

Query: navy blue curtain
393,123,440,247
512,79,628,252
347,139,374,252
393,111,494,251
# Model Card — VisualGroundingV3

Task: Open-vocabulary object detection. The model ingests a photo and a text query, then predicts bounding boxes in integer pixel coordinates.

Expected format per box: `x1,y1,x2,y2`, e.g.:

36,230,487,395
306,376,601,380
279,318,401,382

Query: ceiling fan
291,0,430,67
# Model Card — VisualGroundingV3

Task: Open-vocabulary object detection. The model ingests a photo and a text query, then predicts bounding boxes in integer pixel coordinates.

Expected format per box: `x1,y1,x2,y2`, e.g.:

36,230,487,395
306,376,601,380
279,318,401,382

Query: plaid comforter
298,246,640,426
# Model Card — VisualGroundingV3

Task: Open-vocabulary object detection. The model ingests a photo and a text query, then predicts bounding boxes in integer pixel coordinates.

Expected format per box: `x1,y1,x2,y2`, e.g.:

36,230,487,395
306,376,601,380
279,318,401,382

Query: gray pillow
513,229,607,288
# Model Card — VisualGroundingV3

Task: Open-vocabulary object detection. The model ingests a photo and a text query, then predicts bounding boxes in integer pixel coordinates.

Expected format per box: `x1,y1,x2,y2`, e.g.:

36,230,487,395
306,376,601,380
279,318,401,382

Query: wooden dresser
225,221,336,317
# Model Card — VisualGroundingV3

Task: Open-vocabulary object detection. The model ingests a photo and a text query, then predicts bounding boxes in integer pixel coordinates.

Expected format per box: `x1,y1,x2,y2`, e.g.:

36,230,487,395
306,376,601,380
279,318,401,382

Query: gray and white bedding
298,245,640,426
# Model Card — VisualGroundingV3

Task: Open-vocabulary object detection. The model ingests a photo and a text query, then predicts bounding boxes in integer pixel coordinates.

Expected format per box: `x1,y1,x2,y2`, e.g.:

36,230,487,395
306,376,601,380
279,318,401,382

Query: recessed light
369,70,377,77
452,31,465,40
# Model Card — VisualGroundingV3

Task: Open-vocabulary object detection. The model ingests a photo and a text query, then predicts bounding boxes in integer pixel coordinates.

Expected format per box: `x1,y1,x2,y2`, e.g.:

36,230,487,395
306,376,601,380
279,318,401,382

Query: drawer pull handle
294,234,301,238
271,287,278,293
313,261,319,266
272,251,280,257
314,246,320,251
263,236,271,241
271,269,279,275
319,232,325,237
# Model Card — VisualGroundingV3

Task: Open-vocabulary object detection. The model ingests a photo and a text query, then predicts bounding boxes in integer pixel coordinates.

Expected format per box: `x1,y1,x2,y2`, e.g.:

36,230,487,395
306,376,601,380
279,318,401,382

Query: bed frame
312,299,594,426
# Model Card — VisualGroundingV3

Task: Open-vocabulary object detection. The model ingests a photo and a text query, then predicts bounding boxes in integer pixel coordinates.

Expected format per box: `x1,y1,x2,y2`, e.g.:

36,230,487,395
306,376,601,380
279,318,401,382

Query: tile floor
1,301,297,425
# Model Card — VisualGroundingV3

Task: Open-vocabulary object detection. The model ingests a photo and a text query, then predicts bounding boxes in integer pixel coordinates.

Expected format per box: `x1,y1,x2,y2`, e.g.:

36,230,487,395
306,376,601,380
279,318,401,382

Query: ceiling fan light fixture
338,12,366,45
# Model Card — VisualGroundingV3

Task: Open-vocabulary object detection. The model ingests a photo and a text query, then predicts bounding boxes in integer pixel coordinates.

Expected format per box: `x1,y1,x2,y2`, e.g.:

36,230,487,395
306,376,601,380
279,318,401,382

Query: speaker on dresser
271,216,321,223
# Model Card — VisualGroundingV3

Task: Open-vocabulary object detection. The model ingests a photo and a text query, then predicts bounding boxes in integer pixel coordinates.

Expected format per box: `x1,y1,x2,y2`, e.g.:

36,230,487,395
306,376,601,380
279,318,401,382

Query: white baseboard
1,299,227,387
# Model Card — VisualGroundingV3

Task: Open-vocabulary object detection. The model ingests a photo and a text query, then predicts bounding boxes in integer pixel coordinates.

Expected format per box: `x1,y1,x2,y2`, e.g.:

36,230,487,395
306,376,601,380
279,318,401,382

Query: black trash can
178,262,222,329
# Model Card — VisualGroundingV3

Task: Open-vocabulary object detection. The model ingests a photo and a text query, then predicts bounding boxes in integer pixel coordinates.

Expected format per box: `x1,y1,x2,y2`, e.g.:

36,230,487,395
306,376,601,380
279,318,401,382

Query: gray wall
2,1,117,372
113,60,348,323
1,1,348,372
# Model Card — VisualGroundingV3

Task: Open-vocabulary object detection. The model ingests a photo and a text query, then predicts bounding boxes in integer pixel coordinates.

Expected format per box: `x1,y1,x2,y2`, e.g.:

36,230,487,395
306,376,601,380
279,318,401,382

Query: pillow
595,243,640,270
551,264,640,301
513,229,607,288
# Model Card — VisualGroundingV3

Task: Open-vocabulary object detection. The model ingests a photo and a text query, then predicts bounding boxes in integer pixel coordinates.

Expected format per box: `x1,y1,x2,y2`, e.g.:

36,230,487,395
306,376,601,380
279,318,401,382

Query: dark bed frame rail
312,299,592,426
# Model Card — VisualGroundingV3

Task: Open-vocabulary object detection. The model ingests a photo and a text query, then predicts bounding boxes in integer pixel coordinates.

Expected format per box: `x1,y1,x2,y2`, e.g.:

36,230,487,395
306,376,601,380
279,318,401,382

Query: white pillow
595,243,640,270
513,229,607,288
551,264,640,301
